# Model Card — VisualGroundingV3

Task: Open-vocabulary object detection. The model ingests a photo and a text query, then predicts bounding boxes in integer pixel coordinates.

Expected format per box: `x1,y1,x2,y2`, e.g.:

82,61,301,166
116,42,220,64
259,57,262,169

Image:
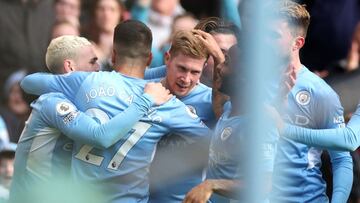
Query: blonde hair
45,35,92,73
278,0,310,37
169,30,209,59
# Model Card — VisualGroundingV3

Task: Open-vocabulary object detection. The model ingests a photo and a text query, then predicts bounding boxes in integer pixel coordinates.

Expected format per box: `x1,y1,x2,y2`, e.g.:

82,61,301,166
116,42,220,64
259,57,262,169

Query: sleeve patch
56,102,76,116
185,105,199,119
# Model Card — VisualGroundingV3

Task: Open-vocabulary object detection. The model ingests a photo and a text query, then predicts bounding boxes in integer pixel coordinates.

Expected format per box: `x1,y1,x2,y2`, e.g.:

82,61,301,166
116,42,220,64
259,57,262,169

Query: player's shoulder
32,93,71,111
192,83,212,95
296,66,338,99
160,96,184,108
158,96,201,118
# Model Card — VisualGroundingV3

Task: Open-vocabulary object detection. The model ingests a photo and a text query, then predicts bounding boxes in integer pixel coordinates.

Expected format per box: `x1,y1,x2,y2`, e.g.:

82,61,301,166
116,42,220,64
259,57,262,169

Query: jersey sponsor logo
63,111,79,125
283,114,310,126
209,148,229,168
185,105,199,119
295,90,311,106
220,127,232,141
56,102,76,116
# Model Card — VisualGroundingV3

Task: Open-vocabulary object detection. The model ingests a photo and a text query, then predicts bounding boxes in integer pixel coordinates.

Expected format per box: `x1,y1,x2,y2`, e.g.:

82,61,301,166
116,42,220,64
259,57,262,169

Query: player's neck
229,97,245,117
114,65,145,79
290,54,302,74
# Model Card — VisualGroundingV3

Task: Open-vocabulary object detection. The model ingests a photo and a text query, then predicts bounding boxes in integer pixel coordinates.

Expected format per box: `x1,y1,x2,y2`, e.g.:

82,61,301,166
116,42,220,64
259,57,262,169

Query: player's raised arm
192,29,229,119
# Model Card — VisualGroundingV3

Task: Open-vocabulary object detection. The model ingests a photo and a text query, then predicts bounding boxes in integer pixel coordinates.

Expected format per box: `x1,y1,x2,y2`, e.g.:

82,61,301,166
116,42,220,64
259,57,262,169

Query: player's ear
111,49,116,65
146,52,153,67
292,36,305,51
63,59,74,73
164,51,171,66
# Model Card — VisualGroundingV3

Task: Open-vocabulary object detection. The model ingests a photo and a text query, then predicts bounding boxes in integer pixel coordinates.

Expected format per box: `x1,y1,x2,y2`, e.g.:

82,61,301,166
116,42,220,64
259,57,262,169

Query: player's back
9,93,73,202
55,71,209,203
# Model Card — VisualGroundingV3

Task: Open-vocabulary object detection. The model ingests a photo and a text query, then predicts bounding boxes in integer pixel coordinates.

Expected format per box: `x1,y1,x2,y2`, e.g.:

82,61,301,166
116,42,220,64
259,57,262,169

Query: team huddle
8,1,360,203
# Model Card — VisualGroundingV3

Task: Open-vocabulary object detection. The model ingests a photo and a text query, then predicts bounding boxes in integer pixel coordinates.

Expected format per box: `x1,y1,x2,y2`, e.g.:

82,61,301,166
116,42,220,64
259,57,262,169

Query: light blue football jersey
149,82,216,203
207,102,278,203
10,93,74,202
21,71,210,203
270,66,353,203
9,91,155,202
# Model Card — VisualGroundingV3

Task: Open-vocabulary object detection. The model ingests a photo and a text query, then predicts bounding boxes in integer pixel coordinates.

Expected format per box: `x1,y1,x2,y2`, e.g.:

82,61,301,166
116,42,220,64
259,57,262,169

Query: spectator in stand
151,13,198,67
0,0,55,91
1,70,30,143
0,145,16,202
82,0,126,71
131,0,185,51
54,0,81,27
51,20,80,39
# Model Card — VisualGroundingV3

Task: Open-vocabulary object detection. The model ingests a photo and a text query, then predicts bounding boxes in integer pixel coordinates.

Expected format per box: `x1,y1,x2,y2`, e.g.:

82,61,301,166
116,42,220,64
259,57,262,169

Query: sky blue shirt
9,91,155,202
21,71,210,203
207,103,278,203
270,66,353,203
149,82,216,203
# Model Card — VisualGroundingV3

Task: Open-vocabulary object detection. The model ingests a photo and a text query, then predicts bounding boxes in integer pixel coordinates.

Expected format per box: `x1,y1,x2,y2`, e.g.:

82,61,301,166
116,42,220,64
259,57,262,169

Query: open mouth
176,83,189,90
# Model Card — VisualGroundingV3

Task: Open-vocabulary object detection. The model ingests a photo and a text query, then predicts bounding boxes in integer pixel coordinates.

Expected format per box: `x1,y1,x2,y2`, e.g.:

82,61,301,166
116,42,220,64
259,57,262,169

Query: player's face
219,45,239,96
74,45,100,72
165,52,206,97
266,19,293,67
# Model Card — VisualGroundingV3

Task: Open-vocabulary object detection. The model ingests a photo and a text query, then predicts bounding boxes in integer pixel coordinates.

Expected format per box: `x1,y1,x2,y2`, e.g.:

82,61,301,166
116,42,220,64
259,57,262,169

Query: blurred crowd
1,0,360,202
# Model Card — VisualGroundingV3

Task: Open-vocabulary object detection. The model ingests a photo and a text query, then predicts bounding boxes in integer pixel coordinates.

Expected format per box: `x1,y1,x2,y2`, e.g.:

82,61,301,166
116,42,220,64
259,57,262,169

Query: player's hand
183,181,213,203
278,63,296,105
144,82,172,106
192,29,225,65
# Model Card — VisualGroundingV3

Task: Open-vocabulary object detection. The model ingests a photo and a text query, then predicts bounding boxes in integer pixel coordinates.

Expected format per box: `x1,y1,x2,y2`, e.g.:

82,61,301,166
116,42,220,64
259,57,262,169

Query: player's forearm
67,93,154,148
282,124,359,151
206,179,242,199
330,153,353,203
21,73,55,95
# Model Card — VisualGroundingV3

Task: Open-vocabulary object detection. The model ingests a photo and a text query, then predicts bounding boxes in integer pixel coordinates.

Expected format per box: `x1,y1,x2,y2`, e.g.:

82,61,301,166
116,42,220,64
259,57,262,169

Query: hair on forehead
270,0,310,37
169,30,209,59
